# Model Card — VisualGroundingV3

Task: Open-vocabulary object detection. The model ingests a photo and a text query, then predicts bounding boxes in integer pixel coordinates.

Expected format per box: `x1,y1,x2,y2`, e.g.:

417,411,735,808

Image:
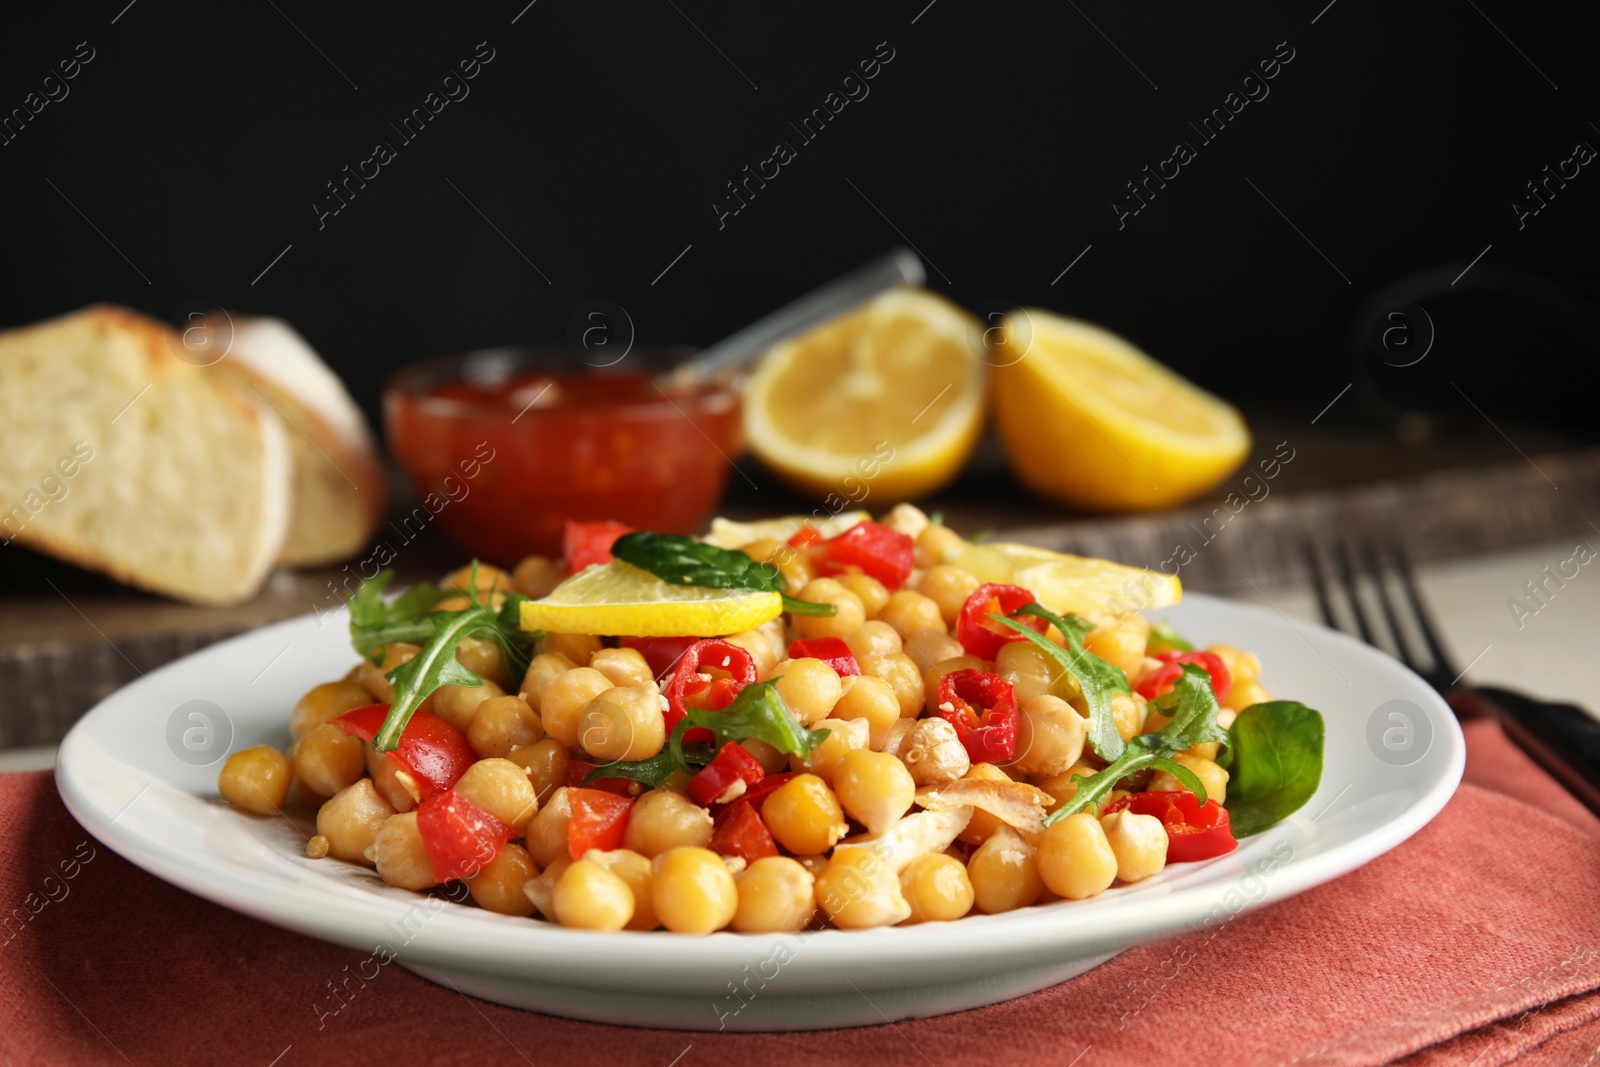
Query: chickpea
770,657,843,725
1034,762,1100,812
792,579,866,640
844,620,903,660
880,590,945,640
579,684,666,762
789,717,869,786
444,562,512,596
540,667,614,747
525,787,573,868
291,723,365,797
957,763,1015,845
860,652,925,718
651,847,738,934
1037,812,1118,900
468,695,543,759
357,643,419,702
455,636,512,690
518,652,576,711
833,748,916,835
512,555,565,599
455,758,539,834
1012,695,1087,777
1208,644,1262,684
306,835,330,859
922,654,989,715
915,565,981,628
290,680,372,739
903,627,964,672
553,857,635,931
816,846,911,928
832,674,901,749
467,843,539,916
507,737,569,803
431,679,504,734
316,779,395,865
741,737,790,774
1099,810,1168,883
218,746,291,815
1150,752,1229,805
880,503,931,540
366,747,419,813
1111,691,1147,743
623,789,713,857
968,825,1044,913
373,812,437,891
1225,679,1273,713
523,854,572,919
900,853,975,923
879,717,917,758
537,632,601,665
733,856,817,933
723,628,779,682
586,849,659,931
763,774,848,855
588,647,654,689
835,571,891,619
1084,615,1149,678
914,523,964,569
897,717,971,787
996,641,1073,706
739,537,815,595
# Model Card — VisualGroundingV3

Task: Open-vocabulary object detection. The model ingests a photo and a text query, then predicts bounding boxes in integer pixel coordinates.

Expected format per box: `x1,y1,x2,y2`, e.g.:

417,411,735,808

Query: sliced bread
0,305,290,605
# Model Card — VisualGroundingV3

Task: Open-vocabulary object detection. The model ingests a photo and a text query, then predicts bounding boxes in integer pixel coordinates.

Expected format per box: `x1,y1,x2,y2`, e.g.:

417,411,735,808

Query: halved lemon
948,541,1181,619
993,311,1250,510
519,561,782,637
702,510,870,550
744,288,986,502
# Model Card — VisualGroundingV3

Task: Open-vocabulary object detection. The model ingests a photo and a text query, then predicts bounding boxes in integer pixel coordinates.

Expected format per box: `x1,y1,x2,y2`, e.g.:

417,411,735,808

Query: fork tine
1334,540,1380,645
1391,543,1462,683
1364,542,1422,675
1302,538,1339,629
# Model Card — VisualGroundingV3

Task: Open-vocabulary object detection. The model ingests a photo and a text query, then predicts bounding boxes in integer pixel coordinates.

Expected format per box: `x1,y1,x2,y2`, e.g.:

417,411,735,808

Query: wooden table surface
3,416,1595,747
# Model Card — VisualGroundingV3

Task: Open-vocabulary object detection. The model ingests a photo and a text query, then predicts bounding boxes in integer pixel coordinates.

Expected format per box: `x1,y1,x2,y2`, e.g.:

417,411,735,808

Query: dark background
2,0,1597,436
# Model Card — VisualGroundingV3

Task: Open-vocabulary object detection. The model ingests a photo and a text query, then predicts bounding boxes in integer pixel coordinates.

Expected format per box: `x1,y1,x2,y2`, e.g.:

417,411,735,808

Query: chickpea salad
217,505,1325,934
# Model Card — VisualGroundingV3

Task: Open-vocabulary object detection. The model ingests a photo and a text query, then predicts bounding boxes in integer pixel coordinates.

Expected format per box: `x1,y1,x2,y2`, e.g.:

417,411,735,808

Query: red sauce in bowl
385,350,741,563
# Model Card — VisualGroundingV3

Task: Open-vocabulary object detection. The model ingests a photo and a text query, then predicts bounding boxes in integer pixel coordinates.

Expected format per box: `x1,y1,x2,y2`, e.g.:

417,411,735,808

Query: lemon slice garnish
519,560,782,637
949,541,1181,620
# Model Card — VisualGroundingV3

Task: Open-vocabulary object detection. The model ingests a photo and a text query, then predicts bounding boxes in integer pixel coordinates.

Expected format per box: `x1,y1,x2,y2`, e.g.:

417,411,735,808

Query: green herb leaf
966,527,994,544
1222,701,1325,837
612,531,835,617
1146,619,1194,655
669,680,830,771
348,573,453,664
783,594,837,617
583,746,712,790
990,604,1131,761
928,511,944,526
376,608,490,750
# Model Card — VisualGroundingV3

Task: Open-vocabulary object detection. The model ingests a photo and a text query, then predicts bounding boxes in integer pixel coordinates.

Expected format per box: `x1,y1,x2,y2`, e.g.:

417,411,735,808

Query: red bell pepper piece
786,636,861,677
1136,650,1232,703
813,521,914,589
955,583,1050,661
619,635,699,683
565,759,640,797
711,799,779,864
415,788,513,882
787,524,824,548
1104,789,1237,862
687,742,766,806
563,519,635,574
566,787,634,860
935,669,1020,763
666,639,757,743
334,705,476,800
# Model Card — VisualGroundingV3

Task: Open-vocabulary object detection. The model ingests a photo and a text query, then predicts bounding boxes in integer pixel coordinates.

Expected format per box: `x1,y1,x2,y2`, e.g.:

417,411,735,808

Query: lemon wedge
947,541,1181,619
702,510,870,550
519,560,782,637
993,311,1250,510
744,288,986,502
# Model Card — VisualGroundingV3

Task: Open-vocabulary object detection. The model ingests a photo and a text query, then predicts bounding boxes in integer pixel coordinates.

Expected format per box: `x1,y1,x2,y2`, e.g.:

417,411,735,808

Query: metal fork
1304,537,1600,816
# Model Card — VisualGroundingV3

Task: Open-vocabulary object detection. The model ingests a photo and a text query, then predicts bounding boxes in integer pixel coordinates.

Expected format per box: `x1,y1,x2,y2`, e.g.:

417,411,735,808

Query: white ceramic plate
56,593,1463,1031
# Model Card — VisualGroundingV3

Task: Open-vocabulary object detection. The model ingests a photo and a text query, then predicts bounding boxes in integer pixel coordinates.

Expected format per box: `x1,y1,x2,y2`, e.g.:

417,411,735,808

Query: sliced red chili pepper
786,636,861,677
567,788,634,860
619,635,699,683
565,759,639,797
1104,789,1237,862
415,788,513,882
687,742,766,806
955,583,1050,661
563,519,635,574
935,669,1020,763
334,705,476,800
813,521,914,589
711,799,779,864
720,771,798,819
1136,650,1232,702
666,639,757,743
787,524,824,548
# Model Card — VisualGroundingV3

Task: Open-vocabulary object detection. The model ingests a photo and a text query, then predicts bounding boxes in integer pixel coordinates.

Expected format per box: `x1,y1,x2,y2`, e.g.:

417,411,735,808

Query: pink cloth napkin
3,718,1598,1066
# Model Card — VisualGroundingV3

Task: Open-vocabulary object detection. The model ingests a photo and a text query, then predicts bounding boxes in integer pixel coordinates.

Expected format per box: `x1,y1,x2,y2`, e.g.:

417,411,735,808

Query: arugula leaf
610,530,835,617
989,604,1131,762
583,745,712,790
1044,664,1230,824
348,573,453,663
1146,619,1194,655
376,607,491,750
669,680,830,771
1222,701,1325,837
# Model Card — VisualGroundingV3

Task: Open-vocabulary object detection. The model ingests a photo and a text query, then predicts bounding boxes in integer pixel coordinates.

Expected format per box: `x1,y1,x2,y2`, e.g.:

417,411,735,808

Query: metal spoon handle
658,248,925,390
